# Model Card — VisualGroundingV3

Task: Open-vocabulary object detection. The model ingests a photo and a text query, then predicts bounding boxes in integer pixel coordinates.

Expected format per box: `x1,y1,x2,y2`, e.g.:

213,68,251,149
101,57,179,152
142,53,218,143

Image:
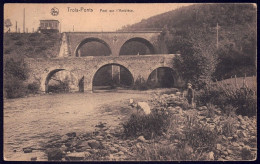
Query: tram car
38,20,60,33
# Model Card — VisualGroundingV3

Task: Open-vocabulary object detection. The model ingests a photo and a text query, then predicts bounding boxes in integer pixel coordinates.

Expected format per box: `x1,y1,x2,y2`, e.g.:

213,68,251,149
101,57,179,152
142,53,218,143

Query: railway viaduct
25,31,183,92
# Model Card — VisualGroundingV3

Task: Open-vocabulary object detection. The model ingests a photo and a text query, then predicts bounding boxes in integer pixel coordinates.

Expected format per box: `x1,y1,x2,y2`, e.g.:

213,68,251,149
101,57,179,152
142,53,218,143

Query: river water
3,91,152,161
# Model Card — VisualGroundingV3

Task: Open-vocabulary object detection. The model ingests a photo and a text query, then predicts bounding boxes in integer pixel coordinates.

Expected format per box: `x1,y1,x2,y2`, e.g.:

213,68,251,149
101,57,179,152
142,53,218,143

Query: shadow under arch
44,69,79,93
119,37,156,55
75,37,112,57
92,63,134,91
147,67,177,88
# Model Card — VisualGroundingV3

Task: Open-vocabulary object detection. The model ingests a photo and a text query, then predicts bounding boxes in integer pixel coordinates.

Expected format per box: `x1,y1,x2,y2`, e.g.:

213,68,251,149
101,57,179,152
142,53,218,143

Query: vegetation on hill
120,4,256,83
3,32,61,98
4,33,62,58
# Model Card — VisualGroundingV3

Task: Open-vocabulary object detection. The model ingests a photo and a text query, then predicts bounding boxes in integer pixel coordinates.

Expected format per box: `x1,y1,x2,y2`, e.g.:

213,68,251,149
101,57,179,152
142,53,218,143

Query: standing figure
187,83,195,108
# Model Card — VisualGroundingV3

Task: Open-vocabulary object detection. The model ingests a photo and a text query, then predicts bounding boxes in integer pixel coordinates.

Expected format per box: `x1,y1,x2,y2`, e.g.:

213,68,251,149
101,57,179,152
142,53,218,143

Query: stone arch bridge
25,55,183,92
59,31,168,57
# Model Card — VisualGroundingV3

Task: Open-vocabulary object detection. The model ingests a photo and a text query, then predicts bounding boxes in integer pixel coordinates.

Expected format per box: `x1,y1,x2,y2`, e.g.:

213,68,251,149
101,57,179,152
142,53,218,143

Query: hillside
120,4,257,79
4,33,62,59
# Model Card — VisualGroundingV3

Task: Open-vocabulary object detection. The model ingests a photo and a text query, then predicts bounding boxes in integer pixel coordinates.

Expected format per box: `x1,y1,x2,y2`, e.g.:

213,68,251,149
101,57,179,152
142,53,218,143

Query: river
4,90,153,161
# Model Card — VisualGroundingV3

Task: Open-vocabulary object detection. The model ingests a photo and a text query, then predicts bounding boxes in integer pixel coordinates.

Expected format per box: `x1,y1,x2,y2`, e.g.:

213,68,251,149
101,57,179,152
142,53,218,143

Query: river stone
137,136,147,142
46,148,63,161
117,151,124,155
61,135,70,142
66,132,76,138
198,106,207,111
136,143,142,149
31,157,37,161
216,144,222,150
109,147,118,153
227,149,233,154
208,151,214,160
23,147,33,153
106,134,113,139
118,146,128,153
96,136,104,140
78,141,91,148
232,142,240,147
237,131,244,138
222,150,228,156
113,144,120,148
65,141,73,147
87,140,100,149
65,152,90,160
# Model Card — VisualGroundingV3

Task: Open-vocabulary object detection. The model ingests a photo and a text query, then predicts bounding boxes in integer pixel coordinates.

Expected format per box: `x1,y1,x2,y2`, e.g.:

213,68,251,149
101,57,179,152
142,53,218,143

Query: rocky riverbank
21,93,257,161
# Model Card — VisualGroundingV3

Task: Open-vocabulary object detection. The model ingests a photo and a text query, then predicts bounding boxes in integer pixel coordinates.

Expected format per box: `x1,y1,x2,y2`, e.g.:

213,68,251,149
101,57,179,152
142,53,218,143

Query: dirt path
4,91,153,161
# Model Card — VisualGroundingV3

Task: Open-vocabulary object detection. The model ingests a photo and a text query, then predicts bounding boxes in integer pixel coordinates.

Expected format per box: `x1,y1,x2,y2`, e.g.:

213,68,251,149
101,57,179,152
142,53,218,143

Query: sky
4,3,193,32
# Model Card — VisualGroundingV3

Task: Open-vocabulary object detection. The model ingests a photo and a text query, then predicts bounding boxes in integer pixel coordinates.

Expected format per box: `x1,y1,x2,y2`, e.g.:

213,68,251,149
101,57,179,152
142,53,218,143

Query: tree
4,19,12,33
173,28,218,89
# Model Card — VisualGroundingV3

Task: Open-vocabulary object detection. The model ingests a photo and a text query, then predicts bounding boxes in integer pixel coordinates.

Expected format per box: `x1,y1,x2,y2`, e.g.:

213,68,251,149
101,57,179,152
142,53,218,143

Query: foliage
4,19,12,28
4,58,30,98
196,79,256,117
4,33,61,58
132,142,200,161
221,116,238,137
185,124,218,153
121,3,256,81
130,110,218,161
4,78,28,99
27,82,40,94
48,77,70,93
132,76,148,90
241,147,254,160
172,29,218,89
123,109,172,139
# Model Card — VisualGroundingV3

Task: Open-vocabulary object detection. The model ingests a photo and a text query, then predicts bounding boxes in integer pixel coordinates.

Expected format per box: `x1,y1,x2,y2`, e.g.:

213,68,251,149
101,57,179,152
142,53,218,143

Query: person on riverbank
187,83,195,108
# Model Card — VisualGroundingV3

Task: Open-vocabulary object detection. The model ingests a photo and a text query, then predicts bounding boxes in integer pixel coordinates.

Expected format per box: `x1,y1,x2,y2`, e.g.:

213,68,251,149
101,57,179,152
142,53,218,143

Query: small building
39,20,60,33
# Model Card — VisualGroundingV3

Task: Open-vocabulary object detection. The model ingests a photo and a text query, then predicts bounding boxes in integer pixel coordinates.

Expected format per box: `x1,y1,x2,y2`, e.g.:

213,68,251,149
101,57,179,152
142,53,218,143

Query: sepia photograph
3,3,257,161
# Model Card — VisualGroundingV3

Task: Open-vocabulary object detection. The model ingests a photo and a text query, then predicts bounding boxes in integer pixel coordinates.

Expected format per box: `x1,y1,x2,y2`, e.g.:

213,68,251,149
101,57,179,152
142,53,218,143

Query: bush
123,109,172,139
132,142,199,160
4,58,29,98
4,77,27,98
131,114,218,161
48,82,70,93
196,82,256,117
221,116,238,137
185,124,218,153
132,76,148,90
241,147,254,160
27,82,40,94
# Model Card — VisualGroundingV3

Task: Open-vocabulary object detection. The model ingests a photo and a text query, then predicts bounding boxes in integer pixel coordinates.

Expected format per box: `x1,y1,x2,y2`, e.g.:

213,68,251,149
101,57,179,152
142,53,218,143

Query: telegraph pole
15,21,17,33
216,22,219,49
60,22,61,33
23,8,25,33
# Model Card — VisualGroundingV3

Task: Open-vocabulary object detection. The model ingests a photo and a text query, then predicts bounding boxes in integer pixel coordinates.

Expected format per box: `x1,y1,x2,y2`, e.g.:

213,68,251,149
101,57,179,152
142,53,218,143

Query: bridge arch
74,37,112,57
147,67,178,88
119,37,156,55
41,68,80,93
91,63,134,91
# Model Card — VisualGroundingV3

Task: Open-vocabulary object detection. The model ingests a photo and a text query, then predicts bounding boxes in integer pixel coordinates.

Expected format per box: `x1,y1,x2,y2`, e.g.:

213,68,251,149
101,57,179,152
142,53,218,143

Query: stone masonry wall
25,55,181,92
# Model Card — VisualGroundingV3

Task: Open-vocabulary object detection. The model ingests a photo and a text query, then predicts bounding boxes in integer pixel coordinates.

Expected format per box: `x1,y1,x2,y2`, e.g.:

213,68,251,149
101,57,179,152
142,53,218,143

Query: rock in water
46,148,63,161
23,147,33,153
